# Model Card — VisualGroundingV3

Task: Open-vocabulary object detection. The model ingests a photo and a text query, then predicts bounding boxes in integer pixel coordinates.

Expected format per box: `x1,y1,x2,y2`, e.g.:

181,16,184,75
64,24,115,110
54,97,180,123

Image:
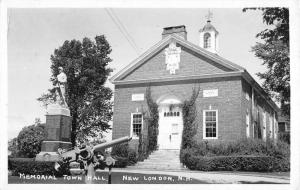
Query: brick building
110,20,279,151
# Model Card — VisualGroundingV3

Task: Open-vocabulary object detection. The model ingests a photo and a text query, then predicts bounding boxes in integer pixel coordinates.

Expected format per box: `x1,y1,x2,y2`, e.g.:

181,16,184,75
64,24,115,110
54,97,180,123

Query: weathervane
205,9,213,22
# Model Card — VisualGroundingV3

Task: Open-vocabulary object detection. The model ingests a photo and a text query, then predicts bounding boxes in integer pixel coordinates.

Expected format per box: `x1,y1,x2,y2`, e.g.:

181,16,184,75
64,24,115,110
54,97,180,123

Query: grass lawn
8,171,208,184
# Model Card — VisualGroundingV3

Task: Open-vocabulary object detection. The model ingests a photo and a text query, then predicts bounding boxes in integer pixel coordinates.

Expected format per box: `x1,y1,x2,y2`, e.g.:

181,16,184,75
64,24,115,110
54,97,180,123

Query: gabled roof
109,33,280,112
109,34,245,82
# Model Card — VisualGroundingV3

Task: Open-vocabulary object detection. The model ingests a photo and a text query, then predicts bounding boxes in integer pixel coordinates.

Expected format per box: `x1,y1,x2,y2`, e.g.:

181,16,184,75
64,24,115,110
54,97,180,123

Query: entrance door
158,105,183,150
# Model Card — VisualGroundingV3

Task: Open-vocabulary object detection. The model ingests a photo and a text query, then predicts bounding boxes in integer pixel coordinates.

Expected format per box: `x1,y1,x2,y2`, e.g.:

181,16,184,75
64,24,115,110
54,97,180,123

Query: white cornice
109,34,245,83
113,71,243,85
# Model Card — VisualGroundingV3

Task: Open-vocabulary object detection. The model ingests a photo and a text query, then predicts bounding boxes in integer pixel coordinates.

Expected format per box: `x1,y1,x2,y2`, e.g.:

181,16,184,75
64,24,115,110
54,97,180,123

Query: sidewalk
112,168,290,184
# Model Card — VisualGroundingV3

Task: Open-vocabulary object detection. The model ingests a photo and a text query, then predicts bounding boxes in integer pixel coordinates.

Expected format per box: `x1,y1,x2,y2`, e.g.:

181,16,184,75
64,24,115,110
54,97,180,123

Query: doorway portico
157,95,183,150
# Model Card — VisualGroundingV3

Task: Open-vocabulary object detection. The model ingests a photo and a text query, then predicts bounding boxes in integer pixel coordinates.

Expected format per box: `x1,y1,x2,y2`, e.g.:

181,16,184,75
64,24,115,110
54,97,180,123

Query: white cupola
199,13,219,54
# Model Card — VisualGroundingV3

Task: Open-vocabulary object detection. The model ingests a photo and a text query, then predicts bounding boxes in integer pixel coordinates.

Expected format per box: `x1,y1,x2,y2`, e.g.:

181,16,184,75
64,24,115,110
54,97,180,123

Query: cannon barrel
92,136,132,152
56,136,132,166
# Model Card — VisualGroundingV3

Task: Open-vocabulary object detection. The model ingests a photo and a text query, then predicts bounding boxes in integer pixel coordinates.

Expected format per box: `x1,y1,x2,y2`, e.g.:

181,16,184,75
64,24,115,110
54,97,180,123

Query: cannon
54,136,132,183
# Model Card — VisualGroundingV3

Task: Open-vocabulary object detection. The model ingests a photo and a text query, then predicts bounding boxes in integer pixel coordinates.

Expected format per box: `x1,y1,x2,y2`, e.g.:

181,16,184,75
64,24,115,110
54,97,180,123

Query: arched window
204,33,211,48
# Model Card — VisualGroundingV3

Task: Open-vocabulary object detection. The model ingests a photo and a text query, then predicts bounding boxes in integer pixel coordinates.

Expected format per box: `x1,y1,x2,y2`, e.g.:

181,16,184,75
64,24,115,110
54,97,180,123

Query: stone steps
127,149,187,171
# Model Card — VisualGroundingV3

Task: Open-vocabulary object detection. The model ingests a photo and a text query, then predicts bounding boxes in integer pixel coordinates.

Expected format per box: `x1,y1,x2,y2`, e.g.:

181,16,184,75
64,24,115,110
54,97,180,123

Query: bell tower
199,10,219,54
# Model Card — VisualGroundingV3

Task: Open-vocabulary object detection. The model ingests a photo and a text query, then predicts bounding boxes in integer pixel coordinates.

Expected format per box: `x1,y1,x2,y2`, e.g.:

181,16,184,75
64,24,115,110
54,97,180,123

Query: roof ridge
110,34,245,82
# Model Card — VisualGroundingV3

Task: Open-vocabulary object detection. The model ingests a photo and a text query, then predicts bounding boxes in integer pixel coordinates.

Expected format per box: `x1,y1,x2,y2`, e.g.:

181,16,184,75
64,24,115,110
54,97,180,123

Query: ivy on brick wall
137,87,159,161
138,130,149,161
180,87,200,163
145,87,159,152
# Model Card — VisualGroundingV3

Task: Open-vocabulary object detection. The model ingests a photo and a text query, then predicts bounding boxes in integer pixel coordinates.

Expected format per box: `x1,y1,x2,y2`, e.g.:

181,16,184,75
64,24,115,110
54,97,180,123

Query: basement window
131,113,142,138
203,110,218,139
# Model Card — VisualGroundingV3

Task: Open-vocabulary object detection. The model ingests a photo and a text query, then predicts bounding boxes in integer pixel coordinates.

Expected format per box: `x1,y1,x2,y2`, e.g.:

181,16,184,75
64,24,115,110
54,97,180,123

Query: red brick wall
241,79,253,138
112,76,244,143
121,45,233,81
241,79,277,140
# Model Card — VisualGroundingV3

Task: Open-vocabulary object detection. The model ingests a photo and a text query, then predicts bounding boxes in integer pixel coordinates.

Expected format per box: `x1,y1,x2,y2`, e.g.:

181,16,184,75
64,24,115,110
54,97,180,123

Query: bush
113,157,129,168
279,133,290,144
8,158,70,176
111,143,137,167
181,152,273,172
17,124,47,158
181,139,290,172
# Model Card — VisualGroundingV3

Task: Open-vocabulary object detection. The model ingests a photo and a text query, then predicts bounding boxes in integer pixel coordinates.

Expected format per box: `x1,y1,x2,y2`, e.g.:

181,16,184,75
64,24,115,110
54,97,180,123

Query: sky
7,8,270,140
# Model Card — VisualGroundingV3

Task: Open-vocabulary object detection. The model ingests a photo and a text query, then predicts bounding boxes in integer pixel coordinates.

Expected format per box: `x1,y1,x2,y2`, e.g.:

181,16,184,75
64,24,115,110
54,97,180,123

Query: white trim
262,111,267,141
203,109,218,140
269,115,273,139
110,35,172,82
130,113,143,139
174,34,244,71
285,124,290,132
246,109,250,138
110,34,244,82
245,91,250,101
273,112,278,141
113,71,243,85
251,87,255,138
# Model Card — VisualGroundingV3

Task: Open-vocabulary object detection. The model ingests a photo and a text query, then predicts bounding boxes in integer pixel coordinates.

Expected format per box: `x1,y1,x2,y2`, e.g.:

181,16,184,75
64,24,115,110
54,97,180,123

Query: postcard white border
1,0,299,190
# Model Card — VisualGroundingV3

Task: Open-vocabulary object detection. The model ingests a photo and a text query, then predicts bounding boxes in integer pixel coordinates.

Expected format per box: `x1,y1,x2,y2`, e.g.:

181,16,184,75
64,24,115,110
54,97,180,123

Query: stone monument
36,67,72,161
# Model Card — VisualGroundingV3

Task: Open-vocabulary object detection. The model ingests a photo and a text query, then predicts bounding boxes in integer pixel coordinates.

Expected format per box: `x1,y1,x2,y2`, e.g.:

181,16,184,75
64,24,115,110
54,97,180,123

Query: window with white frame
203,110,218,139
246,109,250,138
285,123,290,132
131,113,142,138
262,111,267,140
269,116,273,138
245,91,250,101
263,112,267,129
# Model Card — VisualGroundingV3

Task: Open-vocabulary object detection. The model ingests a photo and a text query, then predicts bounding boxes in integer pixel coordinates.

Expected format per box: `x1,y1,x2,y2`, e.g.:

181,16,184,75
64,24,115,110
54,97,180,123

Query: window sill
203,137,218,140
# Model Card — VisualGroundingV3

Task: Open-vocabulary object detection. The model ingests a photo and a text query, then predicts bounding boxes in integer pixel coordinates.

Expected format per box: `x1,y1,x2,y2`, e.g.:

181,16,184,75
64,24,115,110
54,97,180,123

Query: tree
38,35,113,145
8,138,19,157
17,124,47,158
243,8,290,117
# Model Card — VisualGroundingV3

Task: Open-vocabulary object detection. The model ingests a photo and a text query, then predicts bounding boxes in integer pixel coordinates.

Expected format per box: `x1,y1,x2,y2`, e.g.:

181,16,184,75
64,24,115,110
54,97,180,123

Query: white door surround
157,95,183,150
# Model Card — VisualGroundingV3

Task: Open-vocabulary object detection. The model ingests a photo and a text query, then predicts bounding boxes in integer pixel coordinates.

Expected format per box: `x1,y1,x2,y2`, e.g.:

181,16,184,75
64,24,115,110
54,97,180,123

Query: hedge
180,139,290,172
111,143,137,167
181,152,274,172
8,158,70,176
279,133,290,144
9,157,131,177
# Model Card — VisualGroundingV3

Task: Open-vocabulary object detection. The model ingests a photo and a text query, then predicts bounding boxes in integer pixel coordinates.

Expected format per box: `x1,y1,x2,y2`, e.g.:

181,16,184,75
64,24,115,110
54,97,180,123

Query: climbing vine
180,87,200,162
145,87,159,152
137,86,159,161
